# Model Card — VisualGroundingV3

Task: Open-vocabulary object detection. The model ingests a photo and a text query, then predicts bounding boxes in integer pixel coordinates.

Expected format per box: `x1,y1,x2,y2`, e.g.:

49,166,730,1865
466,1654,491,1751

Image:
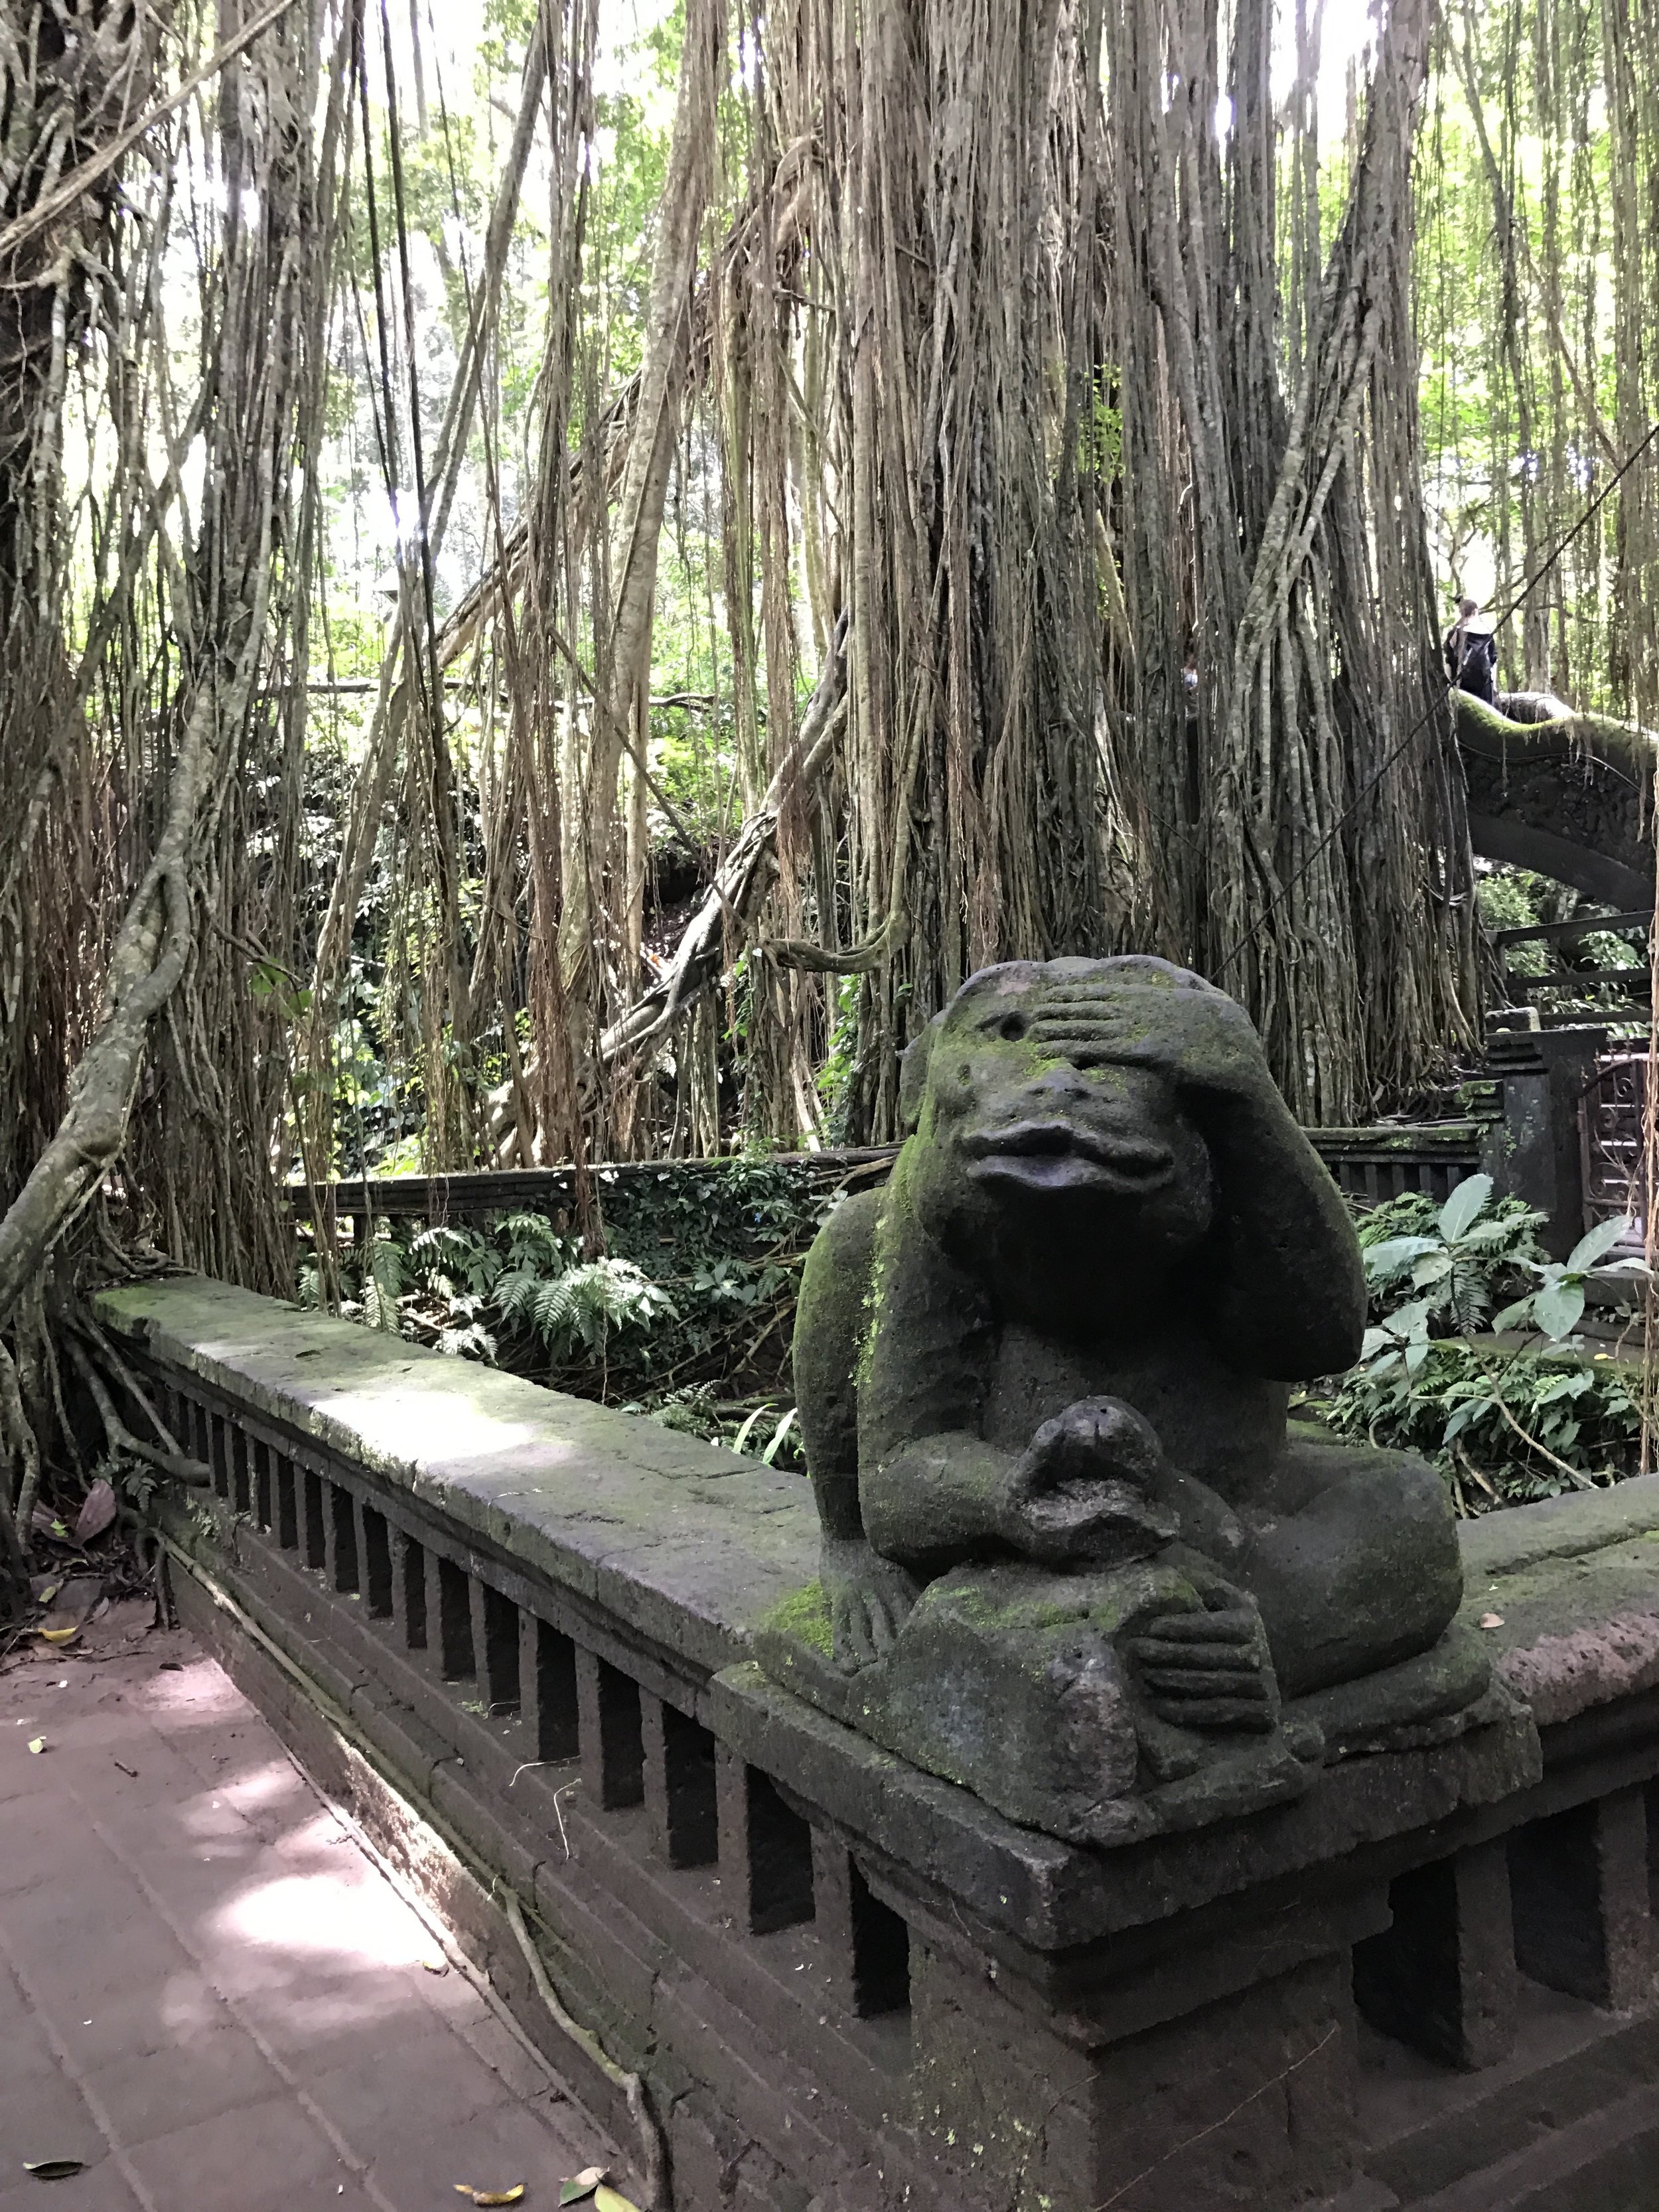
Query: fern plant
496,1255,673,1364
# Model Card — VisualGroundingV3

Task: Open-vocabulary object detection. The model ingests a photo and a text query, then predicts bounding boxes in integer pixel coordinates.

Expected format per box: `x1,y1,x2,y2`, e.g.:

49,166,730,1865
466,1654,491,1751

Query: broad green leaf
1443,1396,1492,1438
1404,1340,1431,1375
1411,1252,1454,1288
1437,1173,1492,1244
559,2173,607,2207
1385,1297,1435,1343
1533,1279,1586,1339
1565,1217,1634,1274
1490,1294,1537,1333
1459,1216,1529,1248
1362,1236,1437,1280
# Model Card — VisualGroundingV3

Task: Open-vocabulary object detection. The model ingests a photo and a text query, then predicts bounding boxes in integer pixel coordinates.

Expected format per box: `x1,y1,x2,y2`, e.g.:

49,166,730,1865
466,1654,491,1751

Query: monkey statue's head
899,956,1246,1311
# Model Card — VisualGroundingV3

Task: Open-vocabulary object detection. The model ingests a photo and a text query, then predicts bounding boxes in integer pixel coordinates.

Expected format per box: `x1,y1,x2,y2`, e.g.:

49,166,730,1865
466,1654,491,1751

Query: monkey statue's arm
792,1189,921,1668
853,1154,1007,1578
1196,1071,1365,1378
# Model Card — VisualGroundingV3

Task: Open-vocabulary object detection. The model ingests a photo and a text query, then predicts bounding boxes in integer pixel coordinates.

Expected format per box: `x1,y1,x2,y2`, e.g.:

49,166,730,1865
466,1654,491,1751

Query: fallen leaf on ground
23,2158,86,2179
1479,1612,1505,1629
38,1625,79,1647
559,2170,607,2205
113,1761,138,1779
595,2189,642,2212
73,1482,117,1544
453,2189,525,2207
26,1738,45,1755
420,1954,448,1974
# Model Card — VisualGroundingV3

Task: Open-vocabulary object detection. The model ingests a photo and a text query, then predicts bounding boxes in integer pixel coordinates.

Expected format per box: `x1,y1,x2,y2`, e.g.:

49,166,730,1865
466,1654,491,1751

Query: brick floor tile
364,2094,597,2212
1,1632,617,2212
96,1776,259,1846
0,1961,67,2081
16,1703,160,1759
0,1795,118,1899
106,1838,271,1927
0,1724,62,1804
228,1965,440,2065
63,1743,212,1818
301,2019,514,2144
0,2156,144,2212
239,2185,380,2212
36,1972,232,2073
84,2021,284,2149
452,2010,563,2102
124,2093,340,2205
404,1964,494,2034
1,1901,195,2009
0,2052,106,2173
204,1759,315,1846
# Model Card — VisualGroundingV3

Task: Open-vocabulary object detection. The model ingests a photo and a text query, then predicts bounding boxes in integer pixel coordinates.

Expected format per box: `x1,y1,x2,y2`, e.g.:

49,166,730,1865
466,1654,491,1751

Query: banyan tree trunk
1106,0,1479,1122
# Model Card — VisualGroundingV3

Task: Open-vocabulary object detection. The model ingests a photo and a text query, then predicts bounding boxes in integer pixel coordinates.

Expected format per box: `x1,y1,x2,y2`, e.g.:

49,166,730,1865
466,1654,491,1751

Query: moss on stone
762,1580,834,1657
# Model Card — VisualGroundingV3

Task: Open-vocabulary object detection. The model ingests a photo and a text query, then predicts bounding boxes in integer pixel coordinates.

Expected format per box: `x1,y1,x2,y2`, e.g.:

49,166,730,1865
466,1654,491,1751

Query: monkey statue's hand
1127,1576,1279,1733
1028,967,1271,1104
998,1396,1179,1568
820,1534,920,1674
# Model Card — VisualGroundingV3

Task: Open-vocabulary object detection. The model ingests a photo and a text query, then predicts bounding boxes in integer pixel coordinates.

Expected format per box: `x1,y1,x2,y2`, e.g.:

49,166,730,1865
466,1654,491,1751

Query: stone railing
96,1277,1659,2212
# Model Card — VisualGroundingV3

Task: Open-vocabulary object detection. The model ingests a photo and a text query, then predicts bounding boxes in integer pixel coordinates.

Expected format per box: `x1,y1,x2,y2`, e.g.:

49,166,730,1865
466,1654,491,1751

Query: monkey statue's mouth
958,1118,1178,1195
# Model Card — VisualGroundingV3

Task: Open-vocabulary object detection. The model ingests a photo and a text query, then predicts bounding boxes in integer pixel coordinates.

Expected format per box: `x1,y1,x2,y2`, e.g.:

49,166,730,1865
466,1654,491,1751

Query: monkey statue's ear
898,1014,945,1136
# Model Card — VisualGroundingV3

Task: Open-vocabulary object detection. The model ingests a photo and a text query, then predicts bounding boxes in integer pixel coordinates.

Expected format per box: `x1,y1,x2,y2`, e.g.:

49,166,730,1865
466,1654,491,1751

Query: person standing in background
1445,595,1498,703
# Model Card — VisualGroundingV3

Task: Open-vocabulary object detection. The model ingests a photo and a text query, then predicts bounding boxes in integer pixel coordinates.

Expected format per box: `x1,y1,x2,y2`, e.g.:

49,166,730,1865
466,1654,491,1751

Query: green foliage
1356,1175,1549,1345
1358,1176,1643,1365
1477,867,1646,998
633,1382,802,1468
816,976,861,1145
1477,867,1553,977
1327,1341,1642,1509
1328,1176,1651,1510
496,1253,673,1364
329,1163,836,1471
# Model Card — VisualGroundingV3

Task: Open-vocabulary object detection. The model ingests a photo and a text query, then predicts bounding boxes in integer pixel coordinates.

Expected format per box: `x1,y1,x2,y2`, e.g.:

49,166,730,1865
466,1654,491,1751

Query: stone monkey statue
788,956,1483,1768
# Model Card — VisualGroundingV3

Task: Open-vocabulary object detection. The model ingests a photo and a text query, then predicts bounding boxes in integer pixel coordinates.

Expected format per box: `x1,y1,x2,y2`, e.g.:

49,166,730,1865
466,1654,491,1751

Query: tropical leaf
1437,1173,1494,1243
1565,1217,1634,1275
1532,1279,1587,1340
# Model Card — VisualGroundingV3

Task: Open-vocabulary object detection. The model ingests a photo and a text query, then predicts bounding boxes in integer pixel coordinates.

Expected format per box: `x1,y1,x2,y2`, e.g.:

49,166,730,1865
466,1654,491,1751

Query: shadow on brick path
0,1602,613,2212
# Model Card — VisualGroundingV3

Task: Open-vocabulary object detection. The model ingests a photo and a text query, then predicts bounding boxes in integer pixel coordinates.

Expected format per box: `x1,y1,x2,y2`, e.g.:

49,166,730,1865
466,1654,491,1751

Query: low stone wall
289,1118,1482,1236
98,1276,1659,2212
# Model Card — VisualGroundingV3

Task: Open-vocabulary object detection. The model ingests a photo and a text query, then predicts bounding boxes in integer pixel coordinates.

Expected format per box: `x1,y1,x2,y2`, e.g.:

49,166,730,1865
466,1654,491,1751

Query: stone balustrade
95,1276,1659,2212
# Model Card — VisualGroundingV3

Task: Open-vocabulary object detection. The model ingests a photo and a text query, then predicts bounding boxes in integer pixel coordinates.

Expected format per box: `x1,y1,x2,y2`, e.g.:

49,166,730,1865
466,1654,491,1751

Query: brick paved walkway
0,1603,609,2212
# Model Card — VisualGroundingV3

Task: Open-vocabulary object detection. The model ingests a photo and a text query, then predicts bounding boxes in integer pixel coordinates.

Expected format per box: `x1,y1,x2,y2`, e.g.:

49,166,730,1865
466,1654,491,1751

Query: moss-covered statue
756,956,1495,1845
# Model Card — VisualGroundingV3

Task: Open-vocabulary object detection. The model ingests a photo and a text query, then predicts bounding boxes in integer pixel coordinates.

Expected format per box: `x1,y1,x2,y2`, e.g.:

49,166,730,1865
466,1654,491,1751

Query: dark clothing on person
1445,619,1498,705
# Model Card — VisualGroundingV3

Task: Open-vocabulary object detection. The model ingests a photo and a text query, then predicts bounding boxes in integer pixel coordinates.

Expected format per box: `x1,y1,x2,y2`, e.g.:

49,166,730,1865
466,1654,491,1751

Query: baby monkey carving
771,957,1490,1841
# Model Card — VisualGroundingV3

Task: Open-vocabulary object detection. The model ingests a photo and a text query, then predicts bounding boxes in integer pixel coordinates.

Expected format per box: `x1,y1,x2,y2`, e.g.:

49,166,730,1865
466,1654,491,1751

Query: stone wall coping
1459,1473,1659,1578
1461,1476,1659,1732
96,1275,817,1676
97,1274,1659,1938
